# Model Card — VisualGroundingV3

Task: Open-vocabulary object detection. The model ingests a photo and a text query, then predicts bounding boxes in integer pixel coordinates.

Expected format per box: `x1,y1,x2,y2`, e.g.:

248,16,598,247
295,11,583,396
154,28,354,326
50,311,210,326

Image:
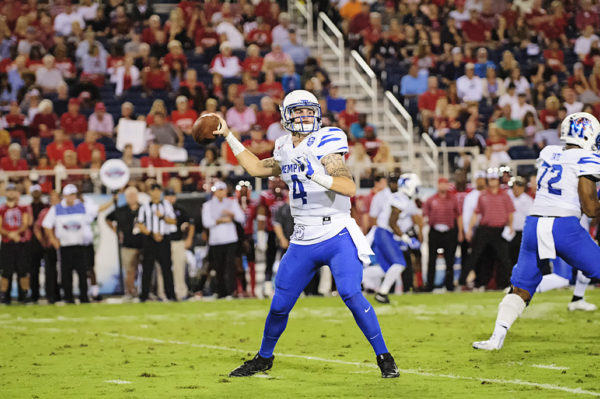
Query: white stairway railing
349,50,378,125
317,12,345,83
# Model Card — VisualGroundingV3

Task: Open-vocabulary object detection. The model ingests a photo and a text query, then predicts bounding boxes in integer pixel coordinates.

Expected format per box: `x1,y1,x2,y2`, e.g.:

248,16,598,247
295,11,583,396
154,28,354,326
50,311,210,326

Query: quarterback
212,90,399,378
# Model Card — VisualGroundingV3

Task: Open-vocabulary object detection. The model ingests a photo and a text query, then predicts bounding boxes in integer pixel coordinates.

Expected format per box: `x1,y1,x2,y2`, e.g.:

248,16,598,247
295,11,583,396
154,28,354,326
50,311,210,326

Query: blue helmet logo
568,117,592,139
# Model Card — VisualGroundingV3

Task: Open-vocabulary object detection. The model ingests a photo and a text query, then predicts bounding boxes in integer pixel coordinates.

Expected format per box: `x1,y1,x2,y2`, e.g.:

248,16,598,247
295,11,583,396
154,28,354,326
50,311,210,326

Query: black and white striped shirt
137,200,176,236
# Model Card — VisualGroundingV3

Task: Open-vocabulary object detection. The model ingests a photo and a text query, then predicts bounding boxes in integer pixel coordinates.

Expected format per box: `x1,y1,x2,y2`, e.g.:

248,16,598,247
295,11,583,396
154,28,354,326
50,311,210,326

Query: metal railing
349,50,378,125
288,0,313,45
317,12,345,82
383,91,414,163
420,133,439,185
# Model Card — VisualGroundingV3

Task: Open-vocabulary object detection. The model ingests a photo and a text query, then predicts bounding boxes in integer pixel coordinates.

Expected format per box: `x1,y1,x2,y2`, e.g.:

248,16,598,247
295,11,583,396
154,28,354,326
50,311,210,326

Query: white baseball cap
29,184,41,194
63,184,78,195
212,181,228,191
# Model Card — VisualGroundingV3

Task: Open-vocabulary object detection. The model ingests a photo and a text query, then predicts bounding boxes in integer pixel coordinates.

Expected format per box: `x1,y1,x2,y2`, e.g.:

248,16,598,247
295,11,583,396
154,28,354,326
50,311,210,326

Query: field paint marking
104,332,600,397
532,364,570,371
1,325,597,397
105,380,132,384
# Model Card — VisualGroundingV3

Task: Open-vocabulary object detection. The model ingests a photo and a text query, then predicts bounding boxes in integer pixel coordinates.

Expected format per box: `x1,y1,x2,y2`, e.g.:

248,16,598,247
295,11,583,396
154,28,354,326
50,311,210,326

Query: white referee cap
63,184,78,195
212,181,227,191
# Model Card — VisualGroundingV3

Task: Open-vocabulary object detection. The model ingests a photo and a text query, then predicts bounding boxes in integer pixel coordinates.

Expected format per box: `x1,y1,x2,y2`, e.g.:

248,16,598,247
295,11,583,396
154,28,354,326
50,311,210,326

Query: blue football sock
258,292,296,358
344,292,389,356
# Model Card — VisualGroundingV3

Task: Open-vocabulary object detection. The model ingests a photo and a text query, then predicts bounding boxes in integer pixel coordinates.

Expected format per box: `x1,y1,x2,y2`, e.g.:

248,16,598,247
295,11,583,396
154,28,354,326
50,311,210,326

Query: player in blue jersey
212,90,399,378
473,112,600,350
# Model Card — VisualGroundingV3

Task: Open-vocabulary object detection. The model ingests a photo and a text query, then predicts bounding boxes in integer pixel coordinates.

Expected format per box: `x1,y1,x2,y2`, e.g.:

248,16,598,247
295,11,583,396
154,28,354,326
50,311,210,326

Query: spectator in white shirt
563,87,584,115
511,93,537,121
54,4,85,37
110,55,141,97
498,83,519,109
209,41,241,78
507,176,533,265
202,181,245,298
458,170,486,286
575,25,600,60
215,18,245,50
35,55,65,94
272,12,293,47
77,0,99,22
503,67,530,97
456,63,483,103
449,0,470,28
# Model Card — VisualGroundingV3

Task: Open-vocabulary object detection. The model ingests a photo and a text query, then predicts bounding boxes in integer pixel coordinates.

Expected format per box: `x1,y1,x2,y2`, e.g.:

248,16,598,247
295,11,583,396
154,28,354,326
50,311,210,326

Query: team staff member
28,184,47,303
34,191,61,304
136,183,177,302
164,189,195,300
106,186,143,298
202,181,245,298
0,183,32,304
466,170,515,290
423,177,463,292
506,176,533,265
237,180,258,297
43,184,97,304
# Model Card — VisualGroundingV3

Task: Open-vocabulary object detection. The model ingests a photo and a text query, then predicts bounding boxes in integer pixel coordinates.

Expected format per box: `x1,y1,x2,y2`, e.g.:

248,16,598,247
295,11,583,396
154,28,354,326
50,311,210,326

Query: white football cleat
568,299,597,312
263,281,274,298
472,335,504,351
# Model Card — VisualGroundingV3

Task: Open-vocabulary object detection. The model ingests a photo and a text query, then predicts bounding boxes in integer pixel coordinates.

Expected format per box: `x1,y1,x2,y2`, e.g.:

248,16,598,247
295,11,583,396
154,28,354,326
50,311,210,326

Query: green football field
1,290,600,398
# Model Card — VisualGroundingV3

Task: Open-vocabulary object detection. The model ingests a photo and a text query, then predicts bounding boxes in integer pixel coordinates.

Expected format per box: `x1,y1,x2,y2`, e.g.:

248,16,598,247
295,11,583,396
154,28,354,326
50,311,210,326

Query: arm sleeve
41,206,56,229
202,201,217,229
577,152,600,180
163,201,176,219
313,127,349,160
273,136,284,162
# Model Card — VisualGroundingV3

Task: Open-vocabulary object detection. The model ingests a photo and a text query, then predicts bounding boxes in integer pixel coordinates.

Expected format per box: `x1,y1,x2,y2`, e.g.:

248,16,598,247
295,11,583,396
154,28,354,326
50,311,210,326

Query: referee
136,183,177,302
466,170,515,290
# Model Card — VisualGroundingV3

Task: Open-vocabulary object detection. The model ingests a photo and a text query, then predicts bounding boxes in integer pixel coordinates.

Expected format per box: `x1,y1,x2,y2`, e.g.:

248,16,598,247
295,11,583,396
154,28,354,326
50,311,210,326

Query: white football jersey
530,145,600,218
376,191,419,234
273,126,351,244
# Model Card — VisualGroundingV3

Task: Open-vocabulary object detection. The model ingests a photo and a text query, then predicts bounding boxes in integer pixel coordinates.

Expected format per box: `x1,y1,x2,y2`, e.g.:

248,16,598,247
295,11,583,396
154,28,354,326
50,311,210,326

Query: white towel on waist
536,217,556,260
346,219,375,265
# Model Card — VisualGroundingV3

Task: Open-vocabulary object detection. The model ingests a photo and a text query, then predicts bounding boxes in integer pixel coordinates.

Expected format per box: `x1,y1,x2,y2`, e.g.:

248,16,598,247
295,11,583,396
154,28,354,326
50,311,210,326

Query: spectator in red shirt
1,143,28,171
60,98,88,138
258,70,284,104
46,129,75,166
247,17,272,52
418,76,446,132
348,2,371,36
4,101,27,143
538,95,560,129
462,9,490,44
338,97,359,133
423,177,462,292
465,170,515,290
30,99,58,138
359,125,381,159
242,124,274,160
141,56,170,94
76,131,106,165
171,95,198,135
163,40,187,70
142,15,162,44
140,143,175,183
576,0,600,31
543,40,567,74
256,96,280,131
193,23,220,58
242,44,264,79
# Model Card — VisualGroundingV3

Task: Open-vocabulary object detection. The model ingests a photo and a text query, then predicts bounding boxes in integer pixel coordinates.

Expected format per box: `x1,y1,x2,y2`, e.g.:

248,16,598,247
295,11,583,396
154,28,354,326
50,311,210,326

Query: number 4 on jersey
291,174,307,205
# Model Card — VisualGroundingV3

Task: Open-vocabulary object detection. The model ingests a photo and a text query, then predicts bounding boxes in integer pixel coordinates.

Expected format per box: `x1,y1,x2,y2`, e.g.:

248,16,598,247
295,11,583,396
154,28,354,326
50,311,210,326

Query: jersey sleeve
312,127,349,160
273,136,286,162
576,152,600,181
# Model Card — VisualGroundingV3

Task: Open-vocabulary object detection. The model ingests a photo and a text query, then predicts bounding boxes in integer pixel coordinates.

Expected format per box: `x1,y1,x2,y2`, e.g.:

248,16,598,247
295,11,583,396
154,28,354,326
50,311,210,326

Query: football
192,114,221,142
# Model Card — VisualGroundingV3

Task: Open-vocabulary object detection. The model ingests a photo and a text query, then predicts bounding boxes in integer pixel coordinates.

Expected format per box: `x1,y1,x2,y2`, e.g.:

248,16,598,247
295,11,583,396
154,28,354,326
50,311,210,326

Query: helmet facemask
281,103,322,135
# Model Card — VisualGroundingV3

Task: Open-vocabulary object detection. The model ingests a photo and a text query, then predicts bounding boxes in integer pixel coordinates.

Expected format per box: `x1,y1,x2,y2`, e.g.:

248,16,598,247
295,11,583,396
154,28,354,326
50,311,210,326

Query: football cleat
472,335,504,350
568,299,597,312
377,353,400,378
374,293,390,304
229,353,274,377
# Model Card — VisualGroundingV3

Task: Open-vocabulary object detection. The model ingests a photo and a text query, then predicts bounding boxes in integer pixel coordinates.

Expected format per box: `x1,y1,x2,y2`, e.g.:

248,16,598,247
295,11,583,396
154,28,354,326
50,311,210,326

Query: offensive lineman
212,90,399,378
473,112,600,350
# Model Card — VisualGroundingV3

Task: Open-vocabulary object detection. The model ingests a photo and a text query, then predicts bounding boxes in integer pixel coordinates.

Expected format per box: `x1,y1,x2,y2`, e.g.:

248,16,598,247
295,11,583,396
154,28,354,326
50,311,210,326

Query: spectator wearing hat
30,99,59,138
28,184,48,303
43,184,97,303
164,189,194,300
106,186,143,298
423,177,463,292
35,55,66,94
136,183,177,302
243,124,274,160
465,170,515,290
171,96,198,136
457,63,483,103
46,129,75,166
209,42,241,79
88,102,114,138
202,181,245,298
0,183,32,304
61,98,88,138
506,176,533,266
76,131,106,165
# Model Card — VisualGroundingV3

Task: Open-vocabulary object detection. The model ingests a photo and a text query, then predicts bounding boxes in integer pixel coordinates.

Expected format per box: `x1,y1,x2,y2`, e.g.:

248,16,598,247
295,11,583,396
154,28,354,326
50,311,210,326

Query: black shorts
0,242,29,278
85,244,95,270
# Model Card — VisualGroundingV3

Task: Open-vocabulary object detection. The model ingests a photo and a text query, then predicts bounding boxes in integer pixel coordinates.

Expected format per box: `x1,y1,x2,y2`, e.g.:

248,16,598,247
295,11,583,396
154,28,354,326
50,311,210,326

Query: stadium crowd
1,0,600,303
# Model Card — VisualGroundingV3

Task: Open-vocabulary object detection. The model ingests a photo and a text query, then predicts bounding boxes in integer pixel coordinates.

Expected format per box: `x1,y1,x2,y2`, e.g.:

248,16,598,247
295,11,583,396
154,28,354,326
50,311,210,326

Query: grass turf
1,289,600,398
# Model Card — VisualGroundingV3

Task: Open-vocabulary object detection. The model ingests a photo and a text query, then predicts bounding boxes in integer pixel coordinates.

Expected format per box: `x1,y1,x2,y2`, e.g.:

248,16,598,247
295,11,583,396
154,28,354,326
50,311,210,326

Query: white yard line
1,325,597,397
531,364,570,371
104,380,132,384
